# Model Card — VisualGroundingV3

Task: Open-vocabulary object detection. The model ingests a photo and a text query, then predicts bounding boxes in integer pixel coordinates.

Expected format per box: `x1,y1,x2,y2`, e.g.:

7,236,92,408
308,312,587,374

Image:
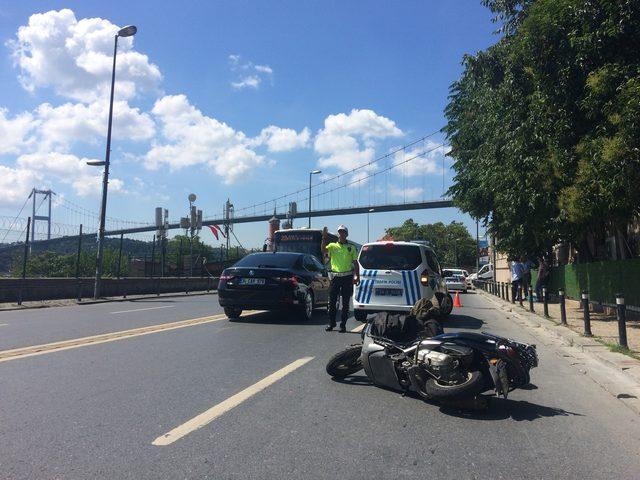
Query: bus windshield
274,231,325,259
273,229,360,262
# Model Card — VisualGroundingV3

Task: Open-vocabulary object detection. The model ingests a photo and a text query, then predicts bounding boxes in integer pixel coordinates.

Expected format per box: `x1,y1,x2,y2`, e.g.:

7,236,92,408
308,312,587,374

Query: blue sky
0,1,495,247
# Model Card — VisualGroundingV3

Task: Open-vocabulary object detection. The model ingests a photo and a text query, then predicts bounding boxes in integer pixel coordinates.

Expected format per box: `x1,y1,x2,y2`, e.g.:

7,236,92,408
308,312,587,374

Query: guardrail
0,276,219,303
474,279,631,351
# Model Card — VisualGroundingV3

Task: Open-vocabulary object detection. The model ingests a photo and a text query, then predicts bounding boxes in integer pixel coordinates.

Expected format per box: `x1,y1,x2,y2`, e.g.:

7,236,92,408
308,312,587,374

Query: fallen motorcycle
326,314,538,402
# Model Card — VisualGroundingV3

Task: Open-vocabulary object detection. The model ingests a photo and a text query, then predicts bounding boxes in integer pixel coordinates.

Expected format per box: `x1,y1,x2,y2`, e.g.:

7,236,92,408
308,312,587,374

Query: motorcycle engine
417,345,474,380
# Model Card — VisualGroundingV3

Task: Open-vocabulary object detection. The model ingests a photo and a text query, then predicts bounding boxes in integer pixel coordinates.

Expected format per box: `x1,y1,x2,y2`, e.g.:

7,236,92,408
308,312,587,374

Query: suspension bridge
0,131,455,247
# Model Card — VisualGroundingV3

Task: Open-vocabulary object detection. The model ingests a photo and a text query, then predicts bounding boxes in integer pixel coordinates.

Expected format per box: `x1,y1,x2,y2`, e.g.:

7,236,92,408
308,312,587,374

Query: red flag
207,225,219,240
215,224,227,238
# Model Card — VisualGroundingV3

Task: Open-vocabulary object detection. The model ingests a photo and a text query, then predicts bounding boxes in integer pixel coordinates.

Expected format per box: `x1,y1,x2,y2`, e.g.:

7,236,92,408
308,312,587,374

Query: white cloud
253,126,310,152
144,95,267,184
389,185,423,200
8,9,162,103
0,165,41,206
0,108,36,154
314,109,403,172
228,54,273,90
254,65,273,74
35,100,155,150
16,152,124,197
392,141,449,177
231,75,261,90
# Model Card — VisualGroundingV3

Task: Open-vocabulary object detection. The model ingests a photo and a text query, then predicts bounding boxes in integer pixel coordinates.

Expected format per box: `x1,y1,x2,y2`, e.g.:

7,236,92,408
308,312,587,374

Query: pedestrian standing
535,257,550,302
510,258,523,301
321,225,360,333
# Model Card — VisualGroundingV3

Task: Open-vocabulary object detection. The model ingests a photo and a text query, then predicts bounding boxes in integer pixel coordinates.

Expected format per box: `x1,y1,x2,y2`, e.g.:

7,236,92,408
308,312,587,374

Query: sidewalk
0,290,216,312
501,294,639,355
478,288,640,381
477,289,640,415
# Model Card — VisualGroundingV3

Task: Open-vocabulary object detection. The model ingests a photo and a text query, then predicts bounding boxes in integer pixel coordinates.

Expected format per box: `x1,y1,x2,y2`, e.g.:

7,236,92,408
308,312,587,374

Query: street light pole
308,170,321,228
92,25,137,299
367,208,374,242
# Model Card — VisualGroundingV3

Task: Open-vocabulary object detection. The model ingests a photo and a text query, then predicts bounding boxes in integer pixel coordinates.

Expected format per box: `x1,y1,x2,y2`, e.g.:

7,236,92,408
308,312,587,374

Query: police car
353,241,453,322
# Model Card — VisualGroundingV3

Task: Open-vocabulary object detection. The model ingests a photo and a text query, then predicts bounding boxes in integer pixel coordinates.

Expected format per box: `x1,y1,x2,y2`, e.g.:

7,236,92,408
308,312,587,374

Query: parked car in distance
218,252,330,321
442,267,470,286
443,270,468,293
468,263,494,282
352,241,453,322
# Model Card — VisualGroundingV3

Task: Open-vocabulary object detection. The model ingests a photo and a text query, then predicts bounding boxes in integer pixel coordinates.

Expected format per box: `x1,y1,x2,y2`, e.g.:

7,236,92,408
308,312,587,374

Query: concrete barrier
0,277,219,303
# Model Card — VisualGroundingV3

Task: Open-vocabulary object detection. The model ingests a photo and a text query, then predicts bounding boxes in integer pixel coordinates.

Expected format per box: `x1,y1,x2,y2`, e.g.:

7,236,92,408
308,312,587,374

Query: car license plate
375,288,403,297
239,278,265,285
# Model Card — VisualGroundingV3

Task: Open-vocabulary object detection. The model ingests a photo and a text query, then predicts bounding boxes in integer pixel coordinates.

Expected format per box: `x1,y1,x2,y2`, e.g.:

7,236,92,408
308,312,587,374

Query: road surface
1,293,639,479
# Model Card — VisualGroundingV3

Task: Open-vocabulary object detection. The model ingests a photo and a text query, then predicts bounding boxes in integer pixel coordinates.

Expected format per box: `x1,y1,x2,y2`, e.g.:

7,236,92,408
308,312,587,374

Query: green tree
385,219,477,267
11,247,127,278
445,0,640,260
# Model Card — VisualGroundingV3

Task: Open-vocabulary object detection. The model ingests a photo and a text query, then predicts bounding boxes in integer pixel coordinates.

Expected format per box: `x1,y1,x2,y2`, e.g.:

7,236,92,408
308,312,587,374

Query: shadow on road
440,397,583,421
232,309,328,326
331,373,371,386
444,314,485,330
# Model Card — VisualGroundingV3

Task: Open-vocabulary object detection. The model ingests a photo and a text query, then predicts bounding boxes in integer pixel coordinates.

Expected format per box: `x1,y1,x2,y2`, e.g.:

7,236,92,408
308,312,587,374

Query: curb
477,289,640,415
0,290,218,312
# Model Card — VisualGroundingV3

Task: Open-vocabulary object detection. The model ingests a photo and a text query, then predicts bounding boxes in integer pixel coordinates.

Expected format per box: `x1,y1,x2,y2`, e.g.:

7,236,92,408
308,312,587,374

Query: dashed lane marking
110,305,175,314
152,356,315,446
0,311,262,363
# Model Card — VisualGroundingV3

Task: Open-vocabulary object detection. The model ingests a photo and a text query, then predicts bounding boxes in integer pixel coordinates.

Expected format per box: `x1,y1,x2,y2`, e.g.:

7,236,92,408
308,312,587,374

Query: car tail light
420,269,429,286
219,271,234,286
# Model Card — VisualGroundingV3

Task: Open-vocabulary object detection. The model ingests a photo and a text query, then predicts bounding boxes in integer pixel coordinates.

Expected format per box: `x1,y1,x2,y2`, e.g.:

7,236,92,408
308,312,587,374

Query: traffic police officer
321,224,360,332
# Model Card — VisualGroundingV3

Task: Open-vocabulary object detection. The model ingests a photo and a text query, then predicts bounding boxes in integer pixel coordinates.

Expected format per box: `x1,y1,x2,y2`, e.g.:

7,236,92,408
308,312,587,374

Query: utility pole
180,194,202,276
225,199,233,259
90,25,137,299
476,219,479,273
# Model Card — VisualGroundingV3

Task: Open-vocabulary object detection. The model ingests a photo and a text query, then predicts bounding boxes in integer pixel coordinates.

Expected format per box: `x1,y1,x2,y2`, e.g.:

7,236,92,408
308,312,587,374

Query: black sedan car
218,252,330,320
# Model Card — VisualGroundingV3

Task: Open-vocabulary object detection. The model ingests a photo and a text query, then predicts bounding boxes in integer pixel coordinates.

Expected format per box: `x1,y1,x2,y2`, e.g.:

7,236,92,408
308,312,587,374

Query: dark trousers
328,275,353,328
535,276,548,301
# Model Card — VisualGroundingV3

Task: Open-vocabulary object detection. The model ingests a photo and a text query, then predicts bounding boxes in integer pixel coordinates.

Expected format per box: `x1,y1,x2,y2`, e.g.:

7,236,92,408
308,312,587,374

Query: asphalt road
1,293,639,479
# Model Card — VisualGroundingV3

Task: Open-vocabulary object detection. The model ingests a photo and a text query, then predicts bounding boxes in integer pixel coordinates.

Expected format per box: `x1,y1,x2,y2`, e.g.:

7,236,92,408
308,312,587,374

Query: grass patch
599,339,640,360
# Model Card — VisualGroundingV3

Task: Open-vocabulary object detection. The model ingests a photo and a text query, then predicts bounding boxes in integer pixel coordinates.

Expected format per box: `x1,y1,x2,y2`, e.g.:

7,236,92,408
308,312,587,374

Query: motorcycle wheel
326,346,363,378
440,293,454,317
423,370,484,399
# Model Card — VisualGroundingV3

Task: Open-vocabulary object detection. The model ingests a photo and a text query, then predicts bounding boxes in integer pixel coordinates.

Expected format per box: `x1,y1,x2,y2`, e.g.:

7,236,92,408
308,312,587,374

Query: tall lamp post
367,208,374,242
90,25,137,299
308,170,321,228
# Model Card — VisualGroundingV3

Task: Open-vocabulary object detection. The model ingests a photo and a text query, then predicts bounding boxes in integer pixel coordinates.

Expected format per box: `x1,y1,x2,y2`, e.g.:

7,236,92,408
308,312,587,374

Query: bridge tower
29,188,54,242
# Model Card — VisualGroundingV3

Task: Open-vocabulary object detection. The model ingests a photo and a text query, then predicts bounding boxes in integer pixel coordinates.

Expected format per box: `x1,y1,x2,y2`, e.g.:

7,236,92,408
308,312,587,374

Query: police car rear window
359,245,422,270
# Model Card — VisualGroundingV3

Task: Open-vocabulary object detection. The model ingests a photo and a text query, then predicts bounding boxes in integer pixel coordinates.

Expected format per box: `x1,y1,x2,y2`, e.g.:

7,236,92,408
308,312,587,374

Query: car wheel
224,307,242,320
353,309,368,322
299,291,313,321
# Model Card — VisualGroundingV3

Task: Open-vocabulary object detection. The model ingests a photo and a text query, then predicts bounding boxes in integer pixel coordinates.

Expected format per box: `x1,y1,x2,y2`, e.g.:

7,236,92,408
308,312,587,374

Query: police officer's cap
337,224,348,236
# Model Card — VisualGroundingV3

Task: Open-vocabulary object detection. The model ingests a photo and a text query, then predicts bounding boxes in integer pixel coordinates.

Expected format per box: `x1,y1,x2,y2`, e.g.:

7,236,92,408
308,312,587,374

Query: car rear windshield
443,270,463,278
234,253,300,269
359,244,422,270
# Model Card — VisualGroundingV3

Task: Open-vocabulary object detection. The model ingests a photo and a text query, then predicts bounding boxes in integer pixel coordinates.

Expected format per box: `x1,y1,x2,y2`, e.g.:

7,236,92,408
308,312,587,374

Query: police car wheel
354,309,368,322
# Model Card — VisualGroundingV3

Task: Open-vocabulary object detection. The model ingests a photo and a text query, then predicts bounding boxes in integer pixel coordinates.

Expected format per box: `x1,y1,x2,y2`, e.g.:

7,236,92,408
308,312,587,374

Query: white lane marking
0,311,262,363
110,305,175,314
350,323,365,333
152,356,315,446
0,324,8,327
